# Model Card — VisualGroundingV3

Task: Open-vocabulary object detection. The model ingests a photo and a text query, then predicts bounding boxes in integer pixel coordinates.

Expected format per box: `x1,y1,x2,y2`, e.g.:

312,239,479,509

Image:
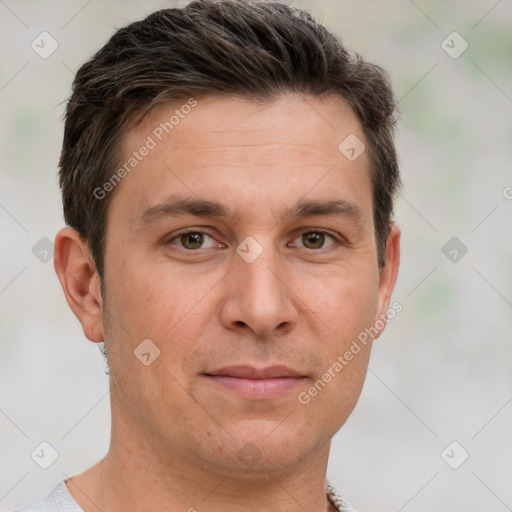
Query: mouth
203,365,306,399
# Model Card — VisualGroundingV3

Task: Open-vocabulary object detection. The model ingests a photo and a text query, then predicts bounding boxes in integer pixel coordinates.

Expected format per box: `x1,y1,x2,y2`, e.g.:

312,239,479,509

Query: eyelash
166,229,343,252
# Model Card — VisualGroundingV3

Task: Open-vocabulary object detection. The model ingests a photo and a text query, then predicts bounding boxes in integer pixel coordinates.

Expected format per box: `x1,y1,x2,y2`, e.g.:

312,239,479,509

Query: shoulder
12,481,83,512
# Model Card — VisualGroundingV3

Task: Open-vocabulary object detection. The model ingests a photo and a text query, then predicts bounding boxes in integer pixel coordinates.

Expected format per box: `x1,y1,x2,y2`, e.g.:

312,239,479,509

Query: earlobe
54,227,104,343
375,222,401,335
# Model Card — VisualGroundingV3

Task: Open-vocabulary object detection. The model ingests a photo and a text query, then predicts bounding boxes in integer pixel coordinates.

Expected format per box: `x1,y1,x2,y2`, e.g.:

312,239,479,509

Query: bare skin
54,93,400,512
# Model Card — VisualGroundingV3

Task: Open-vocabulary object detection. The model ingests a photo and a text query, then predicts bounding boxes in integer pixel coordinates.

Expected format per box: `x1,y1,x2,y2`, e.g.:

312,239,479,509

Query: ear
54,227,104,343
374,222,401,336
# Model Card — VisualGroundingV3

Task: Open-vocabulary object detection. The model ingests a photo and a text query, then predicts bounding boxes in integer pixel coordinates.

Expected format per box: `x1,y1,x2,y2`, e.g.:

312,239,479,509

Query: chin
196,419,328,475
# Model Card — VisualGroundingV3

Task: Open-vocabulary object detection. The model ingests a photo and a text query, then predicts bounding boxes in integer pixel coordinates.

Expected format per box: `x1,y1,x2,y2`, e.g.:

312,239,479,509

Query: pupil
303,232,324,249
182,232,203,249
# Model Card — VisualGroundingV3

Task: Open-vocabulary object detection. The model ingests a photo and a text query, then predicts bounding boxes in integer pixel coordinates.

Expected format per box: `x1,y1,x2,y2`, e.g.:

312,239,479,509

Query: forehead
130,93,364,154
113,93,372,224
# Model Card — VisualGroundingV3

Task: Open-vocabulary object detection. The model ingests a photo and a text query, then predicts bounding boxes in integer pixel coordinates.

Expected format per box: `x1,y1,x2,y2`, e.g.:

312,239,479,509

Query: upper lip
205,365,304,379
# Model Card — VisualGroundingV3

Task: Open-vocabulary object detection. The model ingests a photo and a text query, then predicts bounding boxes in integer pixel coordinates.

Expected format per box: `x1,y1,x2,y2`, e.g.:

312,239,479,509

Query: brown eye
302,232,326,249
180,232,204,250
288,230,339,251
168,230,221,251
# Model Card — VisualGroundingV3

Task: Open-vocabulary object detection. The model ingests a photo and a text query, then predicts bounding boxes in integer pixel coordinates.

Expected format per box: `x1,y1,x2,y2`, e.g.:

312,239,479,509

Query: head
55,0,400,478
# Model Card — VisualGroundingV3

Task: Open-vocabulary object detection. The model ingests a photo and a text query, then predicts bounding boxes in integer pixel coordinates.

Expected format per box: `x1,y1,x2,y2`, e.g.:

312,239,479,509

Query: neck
66,394,337,512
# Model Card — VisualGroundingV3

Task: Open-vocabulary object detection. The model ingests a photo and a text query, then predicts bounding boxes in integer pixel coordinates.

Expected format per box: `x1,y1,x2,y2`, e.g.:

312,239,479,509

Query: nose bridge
223,238,297,336
241,247,282,302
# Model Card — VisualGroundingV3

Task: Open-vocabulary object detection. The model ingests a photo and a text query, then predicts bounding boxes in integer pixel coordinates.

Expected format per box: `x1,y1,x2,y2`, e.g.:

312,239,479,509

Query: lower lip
205,375,305,399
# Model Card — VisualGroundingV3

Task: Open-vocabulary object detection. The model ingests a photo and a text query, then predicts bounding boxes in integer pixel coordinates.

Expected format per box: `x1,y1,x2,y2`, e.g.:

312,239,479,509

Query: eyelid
166,228,223,249
288,229,343,250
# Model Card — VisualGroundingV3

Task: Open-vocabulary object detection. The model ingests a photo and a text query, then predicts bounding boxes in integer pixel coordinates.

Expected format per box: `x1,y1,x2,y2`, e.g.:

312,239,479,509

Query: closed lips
204,365,304,379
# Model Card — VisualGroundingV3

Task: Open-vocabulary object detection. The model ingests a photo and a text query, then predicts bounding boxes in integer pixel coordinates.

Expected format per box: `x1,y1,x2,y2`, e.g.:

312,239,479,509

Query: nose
219,245,299,337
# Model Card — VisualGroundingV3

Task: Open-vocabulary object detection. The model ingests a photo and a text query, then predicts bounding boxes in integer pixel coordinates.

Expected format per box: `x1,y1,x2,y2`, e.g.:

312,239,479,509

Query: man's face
100,93,398,473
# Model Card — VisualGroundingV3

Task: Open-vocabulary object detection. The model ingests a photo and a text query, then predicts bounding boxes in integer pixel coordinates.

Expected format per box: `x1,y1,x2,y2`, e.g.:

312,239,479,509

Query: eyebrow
141,196,232,224
290,198,364,225
139,195,364,227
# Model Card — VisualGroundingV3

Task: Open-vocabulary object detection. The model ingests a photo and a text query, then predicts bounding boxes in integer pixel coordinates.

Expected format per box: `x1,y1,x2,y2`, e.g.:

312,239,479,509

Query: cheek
300,340,373,437
105,257,197,335
298,264,380,339
293,269,377,425
103,257,220,392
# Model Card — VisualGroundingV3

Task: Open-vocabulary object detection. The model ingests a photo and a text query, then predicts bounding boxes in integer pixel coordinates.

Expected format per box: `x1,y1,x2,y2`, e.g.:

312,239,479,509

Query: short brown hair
59,0,400,280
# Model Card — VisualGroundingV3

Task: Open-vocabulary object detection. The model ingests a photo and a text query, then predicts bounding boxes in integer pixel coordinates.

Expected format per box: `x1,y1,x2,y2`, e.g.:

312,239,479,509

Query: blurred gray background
1,1,511,511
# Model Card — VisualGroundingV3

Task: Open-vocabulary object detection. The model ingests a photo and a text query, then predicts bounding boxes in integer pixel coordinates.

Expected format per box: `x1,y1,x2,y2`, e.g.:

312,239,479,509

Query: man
15,1,400,510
